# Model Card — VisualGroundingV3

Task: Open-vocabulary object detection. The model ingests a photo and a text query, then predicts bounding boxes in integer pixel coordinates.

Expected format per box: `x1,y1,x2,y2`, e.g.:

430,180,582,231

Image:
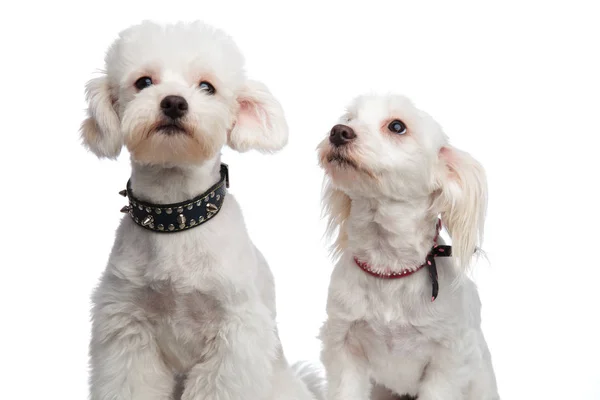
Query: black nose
329,124,357,147
160,95,188,119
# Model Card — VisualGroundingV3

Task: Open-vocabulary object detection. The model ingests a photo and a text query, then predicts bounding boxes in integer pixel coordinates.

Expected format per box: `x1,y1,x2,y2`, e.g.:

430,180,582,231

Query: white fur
317,94,498,399
83,21,319,400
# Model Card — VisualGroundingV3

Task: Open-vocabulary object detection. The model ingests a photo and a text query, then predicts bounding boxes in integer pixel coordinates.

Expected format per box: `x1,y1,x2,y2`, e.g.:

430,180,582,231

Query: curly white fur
82,20,321,400
317,94,499,400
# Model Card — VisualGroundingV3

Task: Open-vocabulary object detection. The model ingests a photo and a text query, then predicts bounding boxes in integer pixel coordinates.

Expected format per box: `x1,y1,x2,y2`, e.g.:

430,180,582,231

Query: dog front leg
417,348,468,400
89,322,175,400
320,319,371,400
182,303,276,400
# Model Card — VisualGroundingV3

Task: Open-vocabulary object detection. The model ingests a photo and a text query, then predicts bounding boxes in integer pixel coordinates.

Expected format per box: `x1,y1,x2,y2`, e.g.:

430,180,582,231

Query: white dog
317,94,499,400
81,21,322,400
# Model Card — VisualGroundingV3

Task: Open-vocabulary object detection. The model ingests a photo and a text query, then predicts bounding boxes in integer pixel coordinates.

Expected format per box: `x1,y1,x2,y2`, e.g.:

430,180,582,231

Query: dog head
80,21,288,167
318,94,487,269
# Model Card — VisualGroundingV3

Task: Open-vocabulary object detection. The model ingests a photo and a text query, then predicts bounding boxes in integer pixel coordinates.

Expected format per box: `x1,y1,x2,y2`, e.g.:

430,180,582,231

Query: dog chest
351,320,433,393
138,281,224,373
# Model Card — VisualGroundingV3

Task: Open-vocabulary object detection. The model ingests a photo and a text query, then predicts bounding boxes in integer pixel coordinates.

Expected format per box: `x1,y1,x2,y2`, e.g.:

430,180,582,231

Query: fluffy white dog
81,21,322,400
317,94,499,400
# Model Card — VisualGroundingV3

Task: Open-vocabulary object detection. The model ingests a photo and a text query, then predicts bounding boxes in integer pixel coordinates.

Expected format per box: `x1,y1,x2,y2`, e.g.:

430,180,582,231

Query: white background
1,0,599,398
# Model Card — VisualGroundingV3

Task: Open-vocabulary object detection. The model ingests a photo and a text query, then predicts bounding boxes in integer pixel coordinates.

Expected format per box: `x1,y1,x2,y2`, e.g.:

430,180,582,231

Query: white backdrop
1,1,599,398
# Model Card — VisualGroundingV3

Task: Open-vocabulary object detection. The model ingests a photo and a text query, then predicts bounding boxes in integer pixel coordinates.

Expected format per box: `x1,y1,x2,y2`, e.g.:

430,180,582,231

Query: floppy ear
322,179,352,260
433,145,488,270
228,80,288,153
80,76,122,159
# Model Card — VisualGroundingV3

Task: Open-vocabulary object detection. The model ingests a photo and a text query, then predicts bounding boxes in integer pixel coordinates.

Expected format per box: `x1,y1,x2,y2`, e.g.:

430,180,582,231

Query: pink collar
353,219,448,301
353,256,427,278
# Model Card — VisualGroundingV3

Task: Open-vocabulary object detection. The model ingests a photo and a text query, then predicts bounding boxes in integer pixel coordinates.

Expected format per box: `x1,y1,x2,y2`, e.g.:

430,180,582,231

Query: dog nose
160,95,188,119
330,124,357,147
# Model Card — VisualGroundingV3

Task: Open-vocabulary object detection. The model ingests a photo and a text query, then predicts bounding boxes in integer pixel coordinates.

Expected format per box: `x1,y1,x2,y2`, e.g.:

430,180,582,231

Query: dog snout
330,124,357,147
160,95,188,119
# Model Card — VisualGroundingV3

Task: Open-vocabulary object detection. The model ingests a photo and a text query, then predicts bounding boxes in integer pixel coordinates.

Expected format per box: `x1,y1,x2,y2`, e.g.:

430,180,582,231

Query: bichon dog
317,94,499,400
81,21,322,400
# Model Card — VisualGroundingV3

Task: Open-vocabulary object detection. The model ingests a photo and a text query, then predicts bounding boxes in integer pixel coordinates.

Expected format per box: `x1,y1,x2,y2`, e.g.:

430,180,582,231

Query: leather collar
119,163,229,233
353,219,452,302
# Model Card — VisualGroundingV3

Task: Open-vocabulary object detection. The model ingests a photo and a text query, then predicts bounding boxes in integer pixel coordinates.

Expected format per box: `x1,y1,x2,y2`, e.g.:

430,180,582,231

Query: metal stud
177,207,183,213
190,219,196,226
206,203,218,213
199,216,205,222
158,224,164,231
216,194,220,201
166,208,172,214
187,204,193,210
210,192,215,198
138,204,143,210
168,224,175,231
120,206,131,213
119,189,127,197
155,208,162,214
196,200,202,206
145,207,152,213
177,214,186,225
142,215,154,227
179,224,186,229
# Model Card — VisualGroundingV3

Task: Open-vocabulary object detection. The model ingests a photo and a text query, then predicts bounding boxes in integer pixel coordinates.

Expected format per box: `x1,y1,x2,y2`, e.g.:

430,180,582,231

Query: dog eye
388,120,407,134
199,81,216,95
134,76,153,90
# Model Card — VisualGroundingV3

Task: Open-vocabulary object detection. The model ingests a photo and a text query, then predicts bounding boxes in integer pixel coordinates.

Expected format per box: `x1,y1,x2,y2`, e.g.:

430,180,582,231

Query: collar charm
119,163,229,233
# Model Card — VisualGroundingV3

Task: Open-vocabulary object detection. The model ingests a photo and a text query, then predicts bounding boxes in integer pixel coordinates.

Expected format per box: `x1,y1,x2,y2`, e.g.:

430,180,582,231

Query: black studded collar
119,163,229,233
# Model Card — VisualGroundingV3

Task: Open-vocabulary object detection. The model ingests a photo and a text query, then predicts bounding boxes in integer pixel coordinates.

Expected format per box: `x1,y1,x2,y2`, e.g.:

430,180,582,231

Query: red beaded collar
353,219,452,301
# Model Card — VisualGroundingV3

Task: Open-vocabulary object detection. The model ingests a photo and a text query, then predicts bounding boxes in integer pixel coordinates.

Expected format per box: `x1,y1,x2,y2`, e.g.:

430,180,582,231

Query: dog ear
227,80,288,153
433,145,488,270
322,179,352,259
80,76,122,159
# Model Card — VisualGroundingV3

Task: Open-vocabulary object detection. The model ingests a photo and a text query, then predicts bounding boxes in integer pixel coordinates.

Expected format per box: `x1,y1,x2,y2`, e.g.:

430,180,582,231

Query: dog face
81,21,288,166
319,94,488,269
318,94,447,199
